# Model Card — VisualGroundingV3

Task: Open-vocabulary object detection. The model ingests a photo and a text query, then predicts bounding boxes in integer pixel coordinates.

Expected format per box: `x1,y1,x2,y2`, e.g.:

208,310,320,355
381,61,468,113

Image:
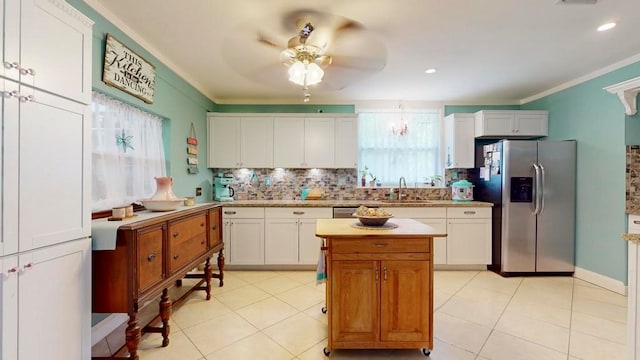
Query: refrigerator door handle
538,163,545,214
532,163,542,215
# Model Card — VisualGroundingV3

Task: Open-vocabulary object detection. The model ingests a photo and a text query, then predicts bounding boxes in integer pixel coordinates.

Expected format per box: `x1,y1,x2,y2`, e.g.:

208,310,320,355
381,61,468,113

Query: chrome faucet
398,176,407,202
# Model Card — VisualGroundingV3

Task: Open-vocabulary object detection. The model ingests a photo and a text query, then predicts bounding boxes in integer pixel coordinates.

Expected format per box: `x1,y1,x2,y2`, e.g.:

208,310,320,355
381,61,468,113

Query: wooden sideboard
92,204,224,359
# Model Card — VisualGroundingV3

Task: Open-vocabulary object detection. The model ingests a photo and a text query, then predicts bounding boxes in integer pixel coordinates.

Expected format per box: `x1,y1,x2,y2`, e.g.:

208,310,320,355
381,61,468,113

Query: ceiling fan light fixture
287,60,324,86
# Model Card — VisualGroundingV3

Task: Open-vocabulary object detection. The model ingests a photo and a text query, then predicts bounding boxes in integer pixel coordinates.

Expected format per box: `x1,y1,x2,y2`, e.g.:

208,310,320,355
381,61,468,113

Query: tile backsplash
627,145,640,213
211,168,472,201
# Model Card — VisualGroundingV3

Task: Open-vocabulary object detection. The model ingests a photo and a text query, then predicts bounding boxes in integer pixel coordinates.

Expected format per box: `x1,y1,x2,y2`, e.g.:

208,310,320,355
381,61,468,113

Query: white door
334,117,358,168
305,118,334,168
18,238,91,359
241,117,273,168
16,87,90,252
298,218,322,265
208,116,239,168
264,219,299,264
447,218,491,264
1,255,19,360
228,219,265,265
273,117,305,167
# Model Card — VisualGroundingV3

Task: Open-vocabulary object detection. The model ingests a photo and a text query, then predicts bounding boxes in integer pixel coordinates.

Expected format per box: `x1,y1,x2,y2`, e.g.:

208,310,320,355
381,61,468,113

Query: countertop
315,218,447,237
214,199,493,208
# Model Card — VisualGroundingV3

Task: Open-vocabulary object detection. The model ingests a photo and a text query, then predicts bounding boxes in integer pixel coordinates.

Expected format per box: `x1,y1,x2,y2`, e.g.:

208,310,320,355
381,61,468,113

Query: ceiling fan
222,9,387,102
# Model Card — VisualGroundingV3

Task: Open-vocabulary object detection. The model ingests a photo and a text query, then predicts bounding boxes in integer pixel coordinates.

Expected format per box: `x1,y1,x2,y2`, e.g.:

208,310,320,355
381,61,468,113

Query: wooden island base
316,218,445,357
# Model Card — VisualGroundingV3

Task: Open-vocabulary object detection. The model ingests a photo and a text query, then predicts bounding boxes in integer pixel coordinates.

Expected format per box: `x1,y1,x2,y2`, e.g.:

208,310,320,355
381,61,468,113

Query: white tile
183,312,258,355
263,312,327,355
171,297,232,329
433,271,478,294
276,270,318,285
495,310,570,353
479,330,567,360
235,296,299,329
570,311,626,345
214,283,271,310
91,338,111,357
438,294,508,327
276,284,326,311
230,270,281,283
502,299,571,328
254,275,307,295
205,332,294,360
511,283,573,310
569,330,626,360
137,330,203,360
418,339,476,360
302,301,329,325
573,283,627,307
572,296,627,324
433,312,492,354
296,340,331,360
464,270,522,296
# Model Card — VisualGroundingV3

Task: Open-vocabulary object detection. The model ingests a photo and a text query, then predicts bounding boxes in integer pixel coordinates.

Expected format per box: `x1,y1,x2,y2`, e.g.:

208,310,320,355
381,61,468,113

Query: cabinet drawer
265,207,332,219
137,226,164,293
222,207,264,219
169,236,207,272
169,213,207,241
331,238,430,254
629,215,640,234
446,207,491,218
390,207,446,218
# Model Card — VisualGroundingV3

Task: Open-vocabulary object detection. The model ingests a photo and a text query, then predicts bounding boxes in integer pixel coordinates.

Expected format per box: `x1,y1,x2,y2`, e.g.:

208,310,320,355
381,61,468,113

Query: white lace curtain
91,91,167,211
358,110,441,186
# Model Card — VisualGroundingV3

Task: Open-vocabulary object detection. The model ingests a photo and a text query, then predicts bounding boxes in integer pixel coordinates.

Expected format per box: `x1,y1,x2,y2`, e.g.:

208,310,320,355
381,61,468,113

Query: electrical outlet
195,187,202,196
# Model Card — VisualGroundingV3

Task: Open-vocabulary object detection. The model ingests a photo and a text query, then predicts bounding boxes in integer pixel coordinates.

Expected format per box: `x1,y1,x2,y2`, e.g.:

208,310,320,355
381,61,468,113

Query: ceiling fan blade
257,33,280,48
331,55,386,71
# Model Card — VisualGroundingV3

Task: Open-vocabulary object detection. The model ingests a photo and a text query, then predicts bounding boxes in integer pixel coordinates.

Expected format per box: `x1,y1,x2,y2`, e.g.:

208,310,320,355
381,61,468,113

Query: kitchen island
316,218,446,356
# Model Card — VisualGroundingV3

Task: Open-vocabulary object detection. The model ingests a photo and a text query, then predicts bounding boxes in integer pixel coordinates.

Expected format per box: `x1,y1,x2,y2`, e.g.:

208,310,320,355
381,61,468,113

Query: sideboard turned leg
215,248,225,287
159,288,172,347
204,257,212,300
125,314,141,360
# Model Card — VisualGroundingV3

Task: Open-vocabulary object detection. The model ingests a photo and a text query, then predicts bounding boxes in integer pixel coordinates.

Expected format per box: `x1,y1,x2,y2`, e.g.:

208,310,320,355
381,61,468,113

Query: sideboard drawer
137,225,165,293
169,213,207,242
168,213,208,273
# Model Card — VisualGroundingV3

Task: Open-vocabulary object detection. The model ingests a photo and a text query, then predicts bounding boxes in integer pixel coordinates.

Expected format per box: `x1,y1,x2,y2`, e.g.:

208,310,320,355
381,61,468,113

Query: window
358,109,441,186
91,91,167,211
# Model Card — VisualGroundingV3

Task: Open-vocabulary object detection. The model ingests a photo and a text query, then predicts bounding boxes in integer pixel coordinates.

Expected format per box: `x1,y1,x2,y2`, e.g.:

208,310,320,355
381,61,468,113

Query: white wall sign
102,34,156,103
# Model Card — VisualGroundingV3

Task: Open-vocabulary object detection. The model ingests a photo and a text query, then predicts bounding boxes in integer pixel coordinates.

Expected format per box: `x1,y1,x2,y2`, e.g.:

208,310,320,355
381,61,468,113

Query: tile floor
92,270,627,359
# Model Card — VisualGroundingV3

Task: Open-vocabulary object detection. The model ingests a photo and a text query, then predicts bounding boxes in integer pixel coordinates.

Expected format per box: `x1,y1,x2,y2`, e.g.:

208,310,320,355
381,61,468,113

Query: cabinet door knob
212,224,217,230
147,253,157,262
200,222,205,227
173,232,179,237
173,254,179,260
6,267,18,275
23,263,34,270
200,239,206,245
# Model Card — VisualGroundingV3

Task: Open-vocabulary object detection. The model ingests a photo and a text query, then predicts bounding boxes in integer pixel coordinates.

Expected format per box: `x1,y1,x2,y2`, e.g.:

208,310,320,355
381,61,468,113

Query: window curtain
91,91,166,211
358,110,440,186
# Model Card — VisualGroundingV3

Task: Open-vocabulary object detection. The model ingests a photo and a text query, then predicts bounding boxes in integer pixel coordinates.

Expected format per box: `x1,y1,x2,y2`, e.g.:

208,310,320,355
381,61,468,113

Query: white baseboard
91,313,128,346
574,266,627,295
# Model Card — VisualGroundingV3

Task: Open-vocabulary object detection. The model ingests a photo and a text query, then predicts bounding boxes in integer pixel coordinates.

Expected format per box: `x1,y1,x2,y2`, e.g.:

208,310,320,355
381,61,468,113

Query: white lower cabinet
265,208,332,265
222,207,265,265
446,207,492,264
1,238,91,359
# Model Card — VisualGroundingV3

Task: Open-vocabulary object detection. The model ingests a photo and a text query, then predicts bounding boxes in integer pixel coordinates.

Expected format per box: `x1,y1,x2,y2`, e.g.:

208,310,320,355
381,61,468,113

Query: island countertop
315,218,447,238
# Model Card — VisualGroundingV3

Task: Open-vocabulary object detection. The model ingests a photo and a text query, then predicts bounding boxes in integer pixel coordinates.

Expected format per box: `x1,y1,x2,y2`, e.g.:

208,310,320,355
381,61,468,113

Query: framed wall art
102,34,156,104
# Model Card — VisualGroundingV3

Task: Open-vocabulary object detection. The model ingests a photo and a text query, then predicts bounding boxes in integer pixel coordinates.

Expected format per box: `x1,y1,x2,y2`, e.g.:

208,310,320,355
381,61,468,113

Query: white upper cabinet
475,110,548,138
273,117,305,168
334,116,358,168
304,117,334,168
2,0,93,104
444,113,475,169
207,114,274,168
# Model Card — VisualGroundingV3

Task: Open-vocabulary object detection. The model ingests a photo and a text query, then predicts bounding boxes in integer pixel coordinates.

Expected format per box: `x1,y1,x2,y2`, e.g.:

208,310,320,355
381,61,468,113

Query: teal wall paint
213,104,355,113
522,62,640,283
444,105,520,116
69,0,217,202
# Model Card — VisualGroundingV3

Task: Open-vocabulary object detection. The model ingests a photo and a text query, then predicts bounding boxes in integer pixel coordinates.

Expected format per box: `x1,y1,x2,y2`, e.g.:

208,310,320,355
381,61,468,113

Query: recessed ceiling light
597,22,616,32
425,68,437,74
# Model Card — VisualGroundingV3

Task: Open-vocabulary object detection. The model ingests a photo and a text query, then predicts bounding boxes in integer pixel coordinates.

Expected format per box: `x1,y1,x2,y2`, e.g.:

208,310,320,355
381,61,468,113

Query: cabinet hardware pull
212,225,217,230
200,222,205,227
634,220,640,225
200,239,205,245
373,243,387,247
375,267,379,282
6,267,18,275
224,211,237,215
2,90,18,99
4,61,19,70
463,211,476,215
293,211,304,215
19,95,34,103
383,266,387,280
19,67,35,76
23,263,34,270
173,254,179,260
173,232,179,237
147,253,157,262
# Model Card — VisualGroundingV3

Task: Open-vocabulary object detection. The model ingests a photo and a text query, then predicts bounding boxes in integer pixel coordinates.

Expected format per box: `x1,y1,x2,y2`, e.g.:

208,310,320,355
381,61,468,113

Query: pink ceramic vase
151,176,178,200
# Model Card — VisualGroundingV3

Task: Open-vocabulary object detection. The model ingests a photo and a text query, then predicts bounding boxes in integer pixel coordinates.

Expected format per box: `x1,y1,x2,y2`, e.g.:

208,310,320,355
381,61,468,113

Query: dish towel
316,238,327,285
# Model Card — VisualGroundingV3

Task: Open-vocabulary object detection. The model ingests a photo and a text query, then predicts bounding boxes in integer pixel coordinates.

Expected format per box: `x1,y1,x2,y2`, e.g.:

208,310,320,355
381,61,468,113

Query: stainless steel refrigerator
473,140,576,276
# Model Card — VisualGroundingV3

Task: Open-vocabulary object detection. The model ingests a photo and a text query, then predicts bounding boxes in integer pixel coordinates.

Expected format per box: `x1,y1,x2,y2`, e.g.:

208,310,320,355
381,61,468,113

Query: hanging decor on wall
187,122,199,174
102,34,156,104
